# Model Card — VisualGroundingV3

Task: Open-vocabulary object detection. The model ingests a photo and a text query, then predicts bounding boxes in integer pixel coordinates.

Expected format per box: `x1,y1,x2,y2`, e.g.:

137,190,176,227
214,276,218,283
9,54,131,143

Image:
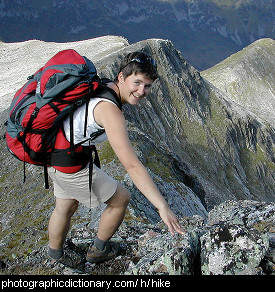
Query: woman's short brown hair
116,51,158,81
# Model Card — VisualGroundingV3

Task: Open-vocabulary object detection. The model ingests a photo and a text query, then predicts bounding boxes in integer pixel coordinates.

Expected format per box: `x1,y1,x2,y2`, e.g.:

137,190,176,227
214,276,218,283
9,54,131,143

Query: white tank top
63,97,116,146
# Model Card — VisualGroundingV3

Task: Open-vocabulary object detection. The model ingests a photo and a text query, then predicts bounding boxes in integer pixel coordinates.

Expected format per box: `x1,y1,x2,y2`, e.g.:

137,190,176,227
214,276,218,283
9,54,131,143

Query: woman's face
118,72,153,105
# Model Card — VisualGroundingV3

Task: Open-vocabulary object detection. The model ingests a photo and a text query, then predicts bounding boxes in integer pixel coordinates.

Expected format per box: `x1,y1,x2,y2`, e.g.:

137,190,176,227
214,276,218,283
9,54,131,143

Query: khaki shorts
48,165,117,208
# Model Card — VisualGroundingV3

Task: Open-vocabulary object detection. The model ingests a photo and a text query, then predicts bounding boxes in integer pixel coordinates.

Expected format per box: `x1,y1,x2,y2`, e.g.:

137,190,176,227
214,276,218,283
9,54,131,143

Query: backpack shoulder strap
82,81,122,140
96,78,122,110
96,86,122,111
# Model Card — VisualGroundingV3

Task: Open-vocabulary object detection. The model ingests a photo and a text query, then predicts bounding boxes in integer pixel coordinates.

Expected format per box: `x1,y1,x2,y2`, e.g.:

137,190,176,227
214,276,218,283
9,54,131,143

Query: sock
48,246,64,260
93,236,110,251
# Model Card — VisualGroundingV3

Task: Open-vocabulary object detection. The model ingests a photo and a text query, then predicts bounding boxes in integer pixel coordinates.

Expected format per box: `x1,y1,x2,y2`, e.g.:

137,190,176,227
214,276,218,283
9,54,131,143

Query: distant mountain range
0,0,274,70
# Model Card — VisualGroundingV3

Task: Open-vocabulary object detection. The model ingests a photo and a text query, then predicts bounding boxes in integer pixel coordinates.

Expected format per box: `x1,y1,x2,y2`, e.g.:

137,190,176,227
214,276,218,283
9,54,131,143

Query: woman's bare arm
94,101,184,235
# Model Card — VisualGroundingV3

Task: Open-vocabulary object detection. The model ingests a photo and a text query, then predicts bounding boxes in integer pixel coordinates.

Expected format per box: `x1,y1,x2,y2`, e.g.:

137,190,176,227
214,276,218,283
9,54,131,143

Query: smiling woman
47,50,184,268
116,73,153,105
113,52,158,105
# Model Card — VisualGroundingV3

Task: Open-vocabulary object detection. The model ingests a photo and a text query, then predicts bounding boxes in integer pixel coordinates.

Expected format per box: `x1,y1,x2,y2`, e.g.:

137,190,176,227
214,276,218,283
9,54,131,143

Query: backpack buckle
31,107,39,118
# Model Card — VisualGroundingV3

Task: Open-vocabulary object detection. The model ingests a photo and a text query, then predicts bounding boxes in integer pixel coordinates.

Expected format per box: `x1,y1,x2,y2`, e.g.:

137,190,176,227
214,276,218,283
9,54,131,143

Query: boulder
200,222,269,275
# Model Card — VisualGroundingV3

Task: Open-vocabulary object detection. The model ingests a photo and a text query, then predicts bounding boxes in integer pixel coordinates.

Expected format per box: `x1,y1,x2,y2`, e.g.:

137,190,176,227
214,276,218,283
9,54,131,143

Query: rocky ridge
0,36,274,275
202,38,275,127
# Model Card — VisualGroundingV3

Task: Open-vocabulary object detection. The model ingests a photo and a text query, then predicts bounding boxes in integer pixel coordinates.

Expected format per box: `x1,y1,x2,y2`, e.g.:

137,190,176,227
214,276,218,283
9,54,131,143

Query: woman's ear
118,72,124,84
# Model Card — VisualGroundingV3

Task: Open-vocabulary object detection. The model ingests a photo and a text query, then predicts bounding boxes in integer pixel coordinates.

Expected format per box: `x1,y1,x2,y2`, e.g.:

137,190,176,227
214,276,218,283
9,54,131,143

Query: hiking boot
86,242,121,264
45,246,85,270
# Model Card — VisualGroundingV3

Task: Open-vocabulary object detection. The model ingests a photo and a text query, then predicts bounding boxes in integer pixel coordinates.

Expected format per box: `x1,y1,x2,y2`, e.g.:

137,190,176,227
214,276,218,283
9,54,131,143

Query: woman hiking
47,51,184,267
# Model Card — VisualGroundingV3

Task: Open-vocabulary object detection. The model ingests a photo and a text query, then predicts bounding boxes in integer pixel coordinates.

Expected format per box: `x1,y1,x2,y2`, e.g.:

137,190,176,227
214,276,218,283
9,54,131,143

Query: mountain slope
201,38,275,127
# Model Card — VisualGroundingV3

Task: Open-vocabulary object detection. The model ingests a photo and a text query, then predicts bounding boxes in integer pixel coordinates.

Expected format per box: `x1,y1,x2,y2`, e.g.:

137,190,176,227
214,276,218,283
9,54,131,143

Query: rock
236,267,265,275
137,230,161,249
126,201,274,276
126,228,201,275
204,200,275,275
266,234,275,263
200,222,269,275
208,200,275,233
262,233,275,275
0,259,6,270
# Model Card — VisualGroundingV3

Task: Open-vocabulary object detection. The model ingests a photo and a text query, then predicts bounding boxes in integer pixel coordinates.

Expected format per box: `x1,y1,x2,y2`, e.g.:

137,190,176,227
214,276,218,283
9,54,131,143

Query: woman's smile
118,73,153,105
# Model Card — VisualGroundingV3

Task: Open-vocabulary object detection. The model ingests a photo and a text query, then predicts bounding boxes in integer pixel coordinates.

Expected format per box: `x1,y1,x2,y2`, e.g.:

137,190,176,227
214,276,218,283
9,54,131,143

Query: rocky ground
1,200,274,275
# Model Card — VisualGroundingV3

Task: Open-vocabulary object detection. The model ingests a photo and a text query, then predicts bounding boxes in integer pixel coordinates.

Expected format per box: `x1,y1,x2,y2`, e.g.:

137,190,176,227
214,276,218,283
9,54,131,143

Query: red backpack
5,49,121,188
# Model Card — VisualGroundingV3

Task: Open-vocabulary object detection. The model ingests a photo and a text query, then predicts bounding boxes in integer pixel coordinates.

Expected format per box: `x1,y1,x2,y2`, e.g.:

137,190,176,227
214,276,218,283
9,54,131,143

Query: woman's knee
54,198,79,218
106,183,131,207
118,183,131,205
